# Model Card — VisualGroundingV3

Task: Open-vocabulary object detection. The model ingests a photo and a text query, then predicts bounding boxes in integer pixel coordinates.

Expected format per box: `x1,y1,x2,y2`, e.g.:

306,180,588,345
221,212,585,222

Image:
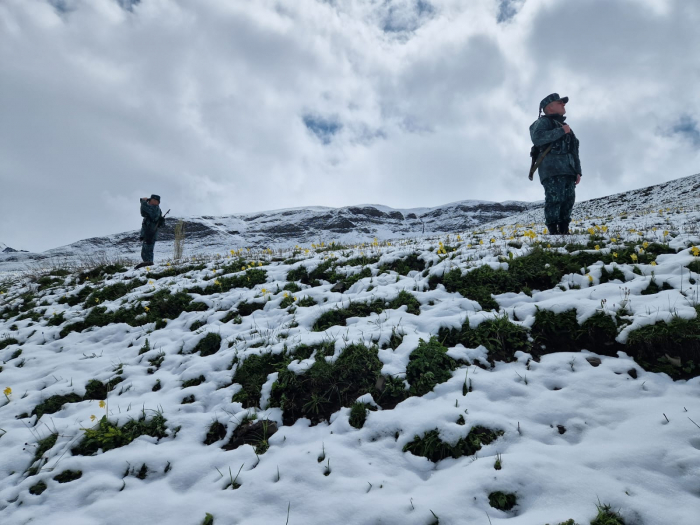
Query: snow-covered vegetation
1,197,700,524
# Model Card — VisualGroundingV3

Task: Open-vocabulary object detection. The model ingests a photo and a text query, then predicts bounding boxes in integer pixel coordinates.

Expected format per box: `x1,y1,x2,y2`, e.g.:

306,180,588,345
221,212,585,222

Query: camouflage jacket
140,200,163,243
529,114,582,183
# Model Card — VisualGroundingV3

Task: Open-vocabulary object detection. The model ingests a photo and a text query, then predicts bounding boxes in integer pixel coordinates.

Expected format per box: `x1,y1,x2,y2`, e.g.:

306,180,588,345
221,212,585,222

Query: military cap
539,93,569,113
150,194,161,202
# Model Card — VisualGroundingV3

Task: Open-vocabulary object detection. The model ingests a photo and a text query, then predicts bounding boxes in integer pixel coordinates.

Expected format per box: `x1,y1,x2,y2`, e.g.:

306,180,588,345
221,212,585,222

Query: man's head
148,194,161,205
539,93,569,116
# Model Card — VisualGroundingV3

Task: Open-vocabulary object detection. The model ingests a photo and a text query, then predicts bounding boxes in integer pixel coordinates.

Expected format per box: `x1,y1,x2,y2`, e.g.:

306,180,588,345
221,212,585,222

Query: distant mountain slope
1,173,698,272
486,173,700,229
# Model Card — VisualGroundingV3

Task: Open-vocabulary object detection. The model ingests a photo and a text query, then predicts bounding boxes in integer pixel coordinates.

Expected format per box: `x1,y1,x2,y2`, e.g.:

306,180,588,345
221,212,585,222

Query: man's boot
546,223,559,235
134,262,149,270
558,222,570,235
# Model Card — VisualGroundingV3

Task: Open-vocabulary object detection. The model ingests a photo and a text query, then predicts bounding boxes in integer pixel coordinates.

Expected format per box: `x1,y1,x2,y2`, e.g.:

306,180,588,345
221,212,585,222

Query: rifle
157,209,170,229
528,144,554,181
528,119,565,180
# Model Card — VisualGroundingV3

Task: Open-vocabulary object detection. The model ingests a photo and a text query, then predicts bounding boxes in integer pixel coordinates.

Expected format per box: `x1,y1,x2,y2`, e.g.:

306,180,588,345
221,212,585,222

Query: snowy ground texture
1,201,700,524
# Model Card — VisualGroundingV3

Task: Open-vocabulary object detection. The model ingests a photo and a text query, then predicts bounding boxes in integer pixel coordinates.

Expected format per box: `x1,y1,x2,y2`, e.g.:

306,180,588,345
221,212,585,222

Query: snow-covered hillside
1,194,700,524
2,173,699,275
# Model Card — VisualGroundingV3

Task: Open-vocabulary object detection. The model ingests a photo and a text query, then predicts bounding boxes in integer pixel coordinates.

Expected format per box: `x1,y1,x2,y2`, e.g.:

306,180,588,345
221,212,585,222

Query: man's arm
530,119,569,147
140,201,160,221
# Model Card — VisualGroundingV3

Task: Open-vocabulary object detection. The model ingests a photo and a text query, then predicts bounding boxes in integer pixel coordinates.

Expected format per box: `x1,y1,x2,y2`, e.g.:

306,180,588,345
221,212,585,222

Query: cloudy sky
1,0,699,252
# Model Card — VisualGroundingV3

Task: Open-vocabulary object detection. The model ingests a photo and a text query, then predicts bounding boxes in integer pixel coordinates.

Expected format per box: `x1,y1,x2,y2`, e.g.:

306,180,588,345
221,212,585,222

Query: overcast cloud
1,0,698,251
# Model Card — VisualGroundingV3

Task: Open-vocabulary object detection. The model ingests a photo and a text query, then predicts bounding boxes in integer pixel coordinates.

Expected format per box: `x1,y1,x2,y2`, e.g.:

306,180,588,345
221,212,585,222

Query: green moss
60,289,206,337
192,269,267,295
627,308,700,379
237,301,266,316
403,426,503,462
83,378,124,401
202,513,214,525
231,351,290,408
0,337,19,350
27,433,58,476
591,504,625,525
488,491,517,511
72,412,168,456
148,264,206,279
32,393,83,420
406,338,457,396
269,343,384,425
58,286,94,306
439,315,530,363
388,290,421,315
36,276,62,291
283,282,302,293
348,402,370,429
54,469,82,483
29,480,47,495
182,375,206,388
297,296,317,307
192,333,222,357
86,279,146,305
203,421,227,445
380,253,425,275
532,309,582,354
313,299,385,331
46,311,66,326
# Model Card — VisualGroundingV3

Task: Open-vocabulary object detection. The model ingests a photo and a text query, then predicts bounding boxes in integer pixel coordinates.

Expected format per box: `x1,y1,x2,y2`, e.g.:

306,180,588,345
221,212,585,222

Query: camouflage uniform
529,93,582,234
140,198,163,263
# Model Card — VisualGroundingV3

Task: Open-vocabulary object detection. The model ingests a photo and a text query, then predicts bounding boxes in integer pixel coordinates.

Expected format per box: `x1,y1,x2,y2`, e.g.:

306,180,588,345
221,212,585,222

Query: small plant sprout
323,458,331,476
494,453,502,470
227,463,244,490
318,442,326,463
429,509,440,524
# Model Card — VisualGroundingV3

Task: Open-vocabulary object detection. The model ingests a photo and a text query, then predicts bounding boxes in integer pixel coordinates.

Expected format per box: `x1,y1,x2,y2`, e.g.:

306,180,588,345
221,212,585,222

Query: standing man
529,93,582,234
135,194,164,269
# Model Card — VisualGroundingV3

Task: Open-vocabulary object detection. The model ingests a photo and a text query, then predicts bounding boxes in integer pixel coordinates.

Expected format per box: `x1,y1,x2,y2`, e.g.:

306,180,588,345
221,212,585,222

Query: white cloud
1,0,698,251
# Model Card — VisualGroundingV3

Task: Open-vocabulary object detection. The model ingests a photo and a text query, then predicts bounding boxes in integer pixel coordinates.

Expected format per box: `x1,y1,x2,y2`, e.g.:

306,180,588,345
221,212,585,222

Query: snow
1,179,700,525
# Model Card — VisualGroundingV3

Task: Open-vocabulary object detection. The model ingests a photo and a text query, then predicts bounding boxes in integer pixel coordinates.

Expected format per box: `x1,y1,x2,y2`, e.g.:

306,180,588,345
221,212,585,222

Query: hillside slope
1,198,700,524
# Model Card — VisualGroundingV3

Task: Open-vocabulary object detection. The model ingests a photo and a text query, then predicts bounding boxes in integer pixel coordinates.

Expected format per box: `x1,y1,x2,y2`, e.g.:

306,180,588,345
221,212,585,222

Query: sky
1,0,699,252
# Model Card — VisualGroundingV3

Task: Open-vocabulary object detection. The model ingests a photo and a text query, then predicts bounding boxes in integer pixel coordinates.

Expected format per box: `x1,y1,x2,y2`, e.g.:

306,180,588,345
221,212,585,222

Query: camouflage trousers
542,176,576,228
141,241,155,263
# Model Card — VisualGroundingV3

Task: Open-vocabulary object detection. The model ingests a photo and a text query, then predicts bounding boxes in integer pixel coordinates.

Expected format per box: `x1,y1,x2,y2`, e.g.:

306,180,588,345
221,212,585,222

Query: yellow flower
587,274,593,282
90,415,96,422
650,261,657,266
241,266,246,271
543,228,549,235
611,237,617,243
692,246,700,257
259,262,263,266
99,400,106,409
214,280,221,286
3,387,11,397
631,253,638,261
148,280,154,285
283,292,289,298
612,252,618,258
230,250,236,256
594,245,600,251
95,298,100,303
490,238,496,244
146,267,150,271
144,306,150,312
479,239,484,245
642,241,649,249
663,230,669,237
261,288,267,294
